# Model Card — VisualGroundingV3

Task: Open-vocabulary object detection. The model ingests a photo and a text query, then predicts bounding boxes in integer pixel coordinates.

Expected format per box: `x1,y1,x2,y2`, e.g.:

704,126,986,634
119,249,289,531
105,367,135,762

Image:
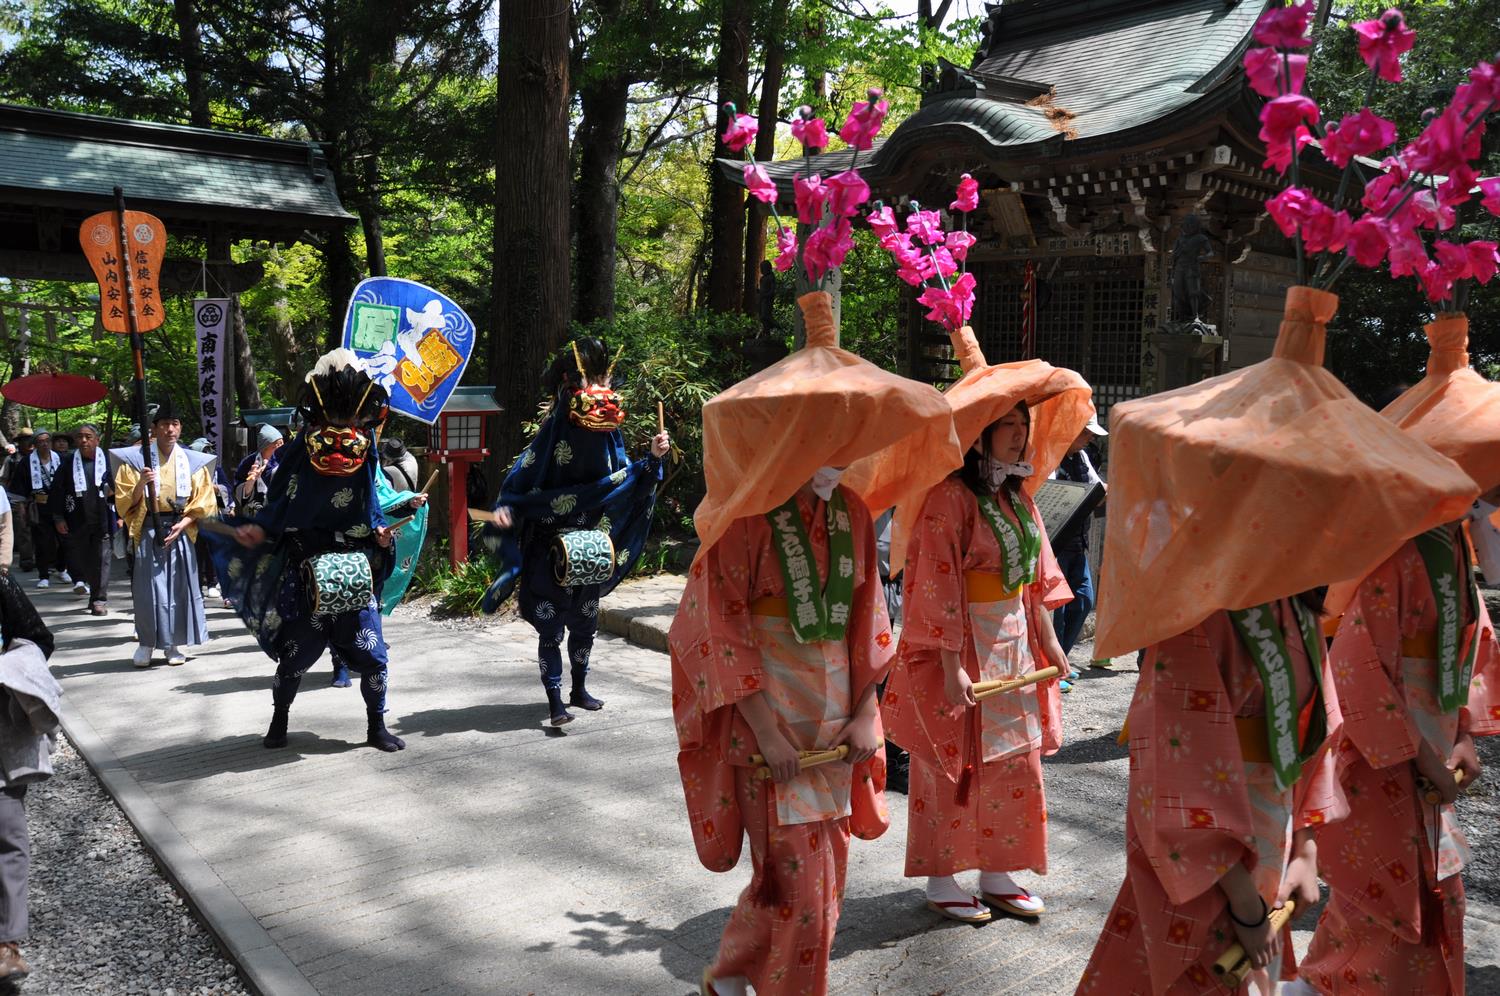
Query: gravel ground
19,734,249,996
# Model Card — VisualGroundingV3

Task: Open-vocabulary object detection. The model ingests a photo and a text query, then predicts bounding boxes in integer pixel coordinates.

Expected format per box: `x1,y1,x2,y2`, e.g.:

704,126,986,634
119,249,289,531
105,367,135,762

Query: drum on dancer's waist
302,551,374,614
550,530,615,587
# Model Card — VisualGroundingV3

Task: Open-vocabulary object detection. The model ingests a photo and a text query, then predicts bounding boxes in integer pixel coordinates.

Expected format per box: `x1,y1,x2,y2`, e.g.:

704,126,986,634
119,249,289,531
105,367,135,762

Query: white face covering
810,466,845,501
1470,499,1500,584
980,457,1033,491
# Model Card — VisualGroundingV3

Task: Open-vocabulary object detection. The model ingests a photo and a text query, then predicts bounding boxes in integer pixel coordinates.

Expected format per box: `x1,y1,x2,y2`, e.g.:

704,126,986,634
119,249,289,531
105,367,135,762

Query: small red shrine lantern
429,386,501,567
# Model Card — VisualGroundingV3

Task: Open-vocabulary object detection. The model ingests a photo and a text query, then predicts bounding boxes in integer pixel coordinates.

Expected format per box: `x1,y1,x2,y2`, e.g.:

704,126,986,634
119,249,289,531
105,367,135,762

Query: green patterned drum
551,530,615,587
303,551,374,615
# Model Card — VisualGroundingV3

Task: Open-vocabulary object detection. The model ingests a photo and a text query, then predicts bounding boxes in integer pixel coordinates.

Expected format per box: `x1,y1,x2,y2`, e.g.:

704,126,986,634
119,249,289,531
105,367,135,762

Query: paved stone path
36,574,1500,995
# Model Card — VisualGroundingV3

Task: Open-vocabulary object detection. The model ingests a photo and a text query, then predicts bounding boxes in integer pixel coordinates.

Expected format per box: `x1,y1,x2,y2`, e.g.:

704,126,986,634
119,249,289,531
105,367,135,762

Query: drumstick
467,507,495,522
418,468,439,496
387,513,417,534
657,401,665,435
971,666,1061,702
194,516,241,539
1419,768,1465,806
748,741,886,778
1213,901,1297,981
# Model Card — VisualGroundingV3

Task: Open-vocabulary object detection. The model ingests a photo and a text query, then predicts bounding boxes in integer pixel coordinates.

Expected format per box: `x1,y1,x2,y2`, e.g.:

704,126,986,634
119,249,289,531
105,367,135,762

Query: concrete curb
57,699,319,996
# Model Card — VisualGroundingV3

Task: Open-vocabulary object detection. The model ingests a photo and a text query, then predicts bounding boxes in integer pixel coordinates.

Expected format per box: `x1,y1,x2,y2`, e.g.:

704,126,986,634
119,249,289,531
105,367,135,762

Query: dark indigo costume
481,407,662,702
209,434,395,720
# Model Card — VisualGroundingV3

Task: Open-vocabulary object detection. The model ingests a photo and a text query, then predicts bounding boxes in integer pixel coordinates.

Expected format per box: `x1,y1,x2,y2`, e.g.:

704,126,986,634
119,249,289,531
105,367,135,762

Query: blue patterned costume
481,405,662,713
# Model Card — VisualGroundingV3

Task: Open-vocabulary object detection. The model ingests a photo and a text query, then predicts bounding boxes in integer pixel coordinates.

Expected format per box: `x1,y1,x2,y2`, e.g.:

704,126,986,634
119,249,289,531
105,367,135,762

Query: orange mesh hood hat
850,322,1094,570
692,291,963,558
1382,314,1500,496
1094,286,1479,659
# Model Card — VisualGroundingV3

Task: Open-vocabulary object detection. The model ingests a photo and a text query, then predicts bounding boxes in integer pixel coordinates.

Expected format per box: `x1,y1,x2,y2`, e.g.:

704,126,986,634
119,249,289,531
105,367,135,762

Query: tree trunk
263,246,303,401
360,152,388,277
491,0,572,469
0,308,27,439
740,0,788,314
704,0,751,314
574,72,630,325
173,0,212,127
230,294,263,409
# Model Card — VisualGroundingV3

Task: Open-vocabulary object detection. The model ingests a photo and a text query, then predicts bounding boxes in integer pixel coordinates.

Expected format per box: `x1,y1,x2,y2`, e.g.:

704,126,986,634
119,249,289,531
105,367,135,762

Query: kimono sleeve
845,494,896,686
900,481,969,654
113,462,142,519
1462,596,1500,737
1330,555,1426,769
184,466,218,520
1131,616,1257,907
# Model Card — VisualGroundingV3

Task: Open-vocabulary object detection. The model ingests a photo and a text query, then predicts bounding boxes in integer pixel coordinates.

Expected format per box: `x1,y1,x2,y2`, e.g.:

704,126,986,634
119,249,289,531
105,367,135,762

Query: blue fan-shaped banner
340,277,476,424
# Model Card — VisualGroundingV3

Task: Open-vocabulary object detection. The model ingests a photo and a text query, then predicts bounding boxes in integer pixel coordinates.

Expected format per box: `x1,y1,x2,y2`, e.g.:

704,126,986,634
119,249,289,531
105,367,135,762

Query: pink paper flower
1455,62,1499,119
1304,208,1352,254
1265,186,1324,238
773,227,798,273
803,218,854,284
721,111,758,153
917,272,977,330
1466,241,1499,284
950,174,980,213
794,175,826,225
1244,48,1308,98
1361,157,1409,214
1345,216,1390,268
1259,93,1319,173
1320,108,1397,167
743,164,777,204
885,234,935,286
1252,1,1315,49
824,170,871,218
1481,177,1500,216
1352,9,1416,83
1434,240,1474,282
838,88,889,151
906,209,946,246
929,245,958,280
1436,164,1477,207
1418,259,1453,302
1406,105,1482,178
791,111,829,151
945,230,977,261
868,205,900,244
1386,225,1430,277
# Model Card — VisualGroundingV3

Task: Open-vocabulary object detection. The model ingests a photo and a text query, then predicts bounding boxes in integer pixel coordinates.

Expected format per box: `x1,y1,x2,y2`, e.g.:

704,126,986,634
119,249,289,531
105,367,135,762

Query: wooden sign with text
79,210,167,333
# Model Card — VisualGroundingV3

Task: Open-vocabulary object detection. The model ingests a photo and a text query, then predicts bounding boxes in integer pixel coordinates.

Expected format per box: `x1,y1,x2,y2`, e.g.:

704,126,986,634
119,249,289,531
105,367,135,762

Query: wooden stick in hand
419,468,439,497
747,741,886,779
971,666,1061,702
1213,901,1296,982
1419,768,1465,806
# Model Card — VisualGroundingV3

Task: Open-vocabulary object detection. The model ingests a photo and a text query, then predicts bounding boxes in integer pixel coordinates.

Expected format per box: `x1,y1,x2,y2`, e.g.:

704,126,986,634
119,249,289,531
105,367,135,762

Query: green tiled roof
725,0,1263,191
0,103,352,229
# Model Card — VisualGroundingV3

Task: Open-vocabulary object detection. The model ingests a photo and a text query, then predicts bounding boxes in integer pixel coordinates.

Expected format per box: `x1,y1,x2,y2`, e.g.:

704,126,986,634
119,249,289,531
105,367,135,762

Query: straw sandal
982,886,1045,918
926,895,993,923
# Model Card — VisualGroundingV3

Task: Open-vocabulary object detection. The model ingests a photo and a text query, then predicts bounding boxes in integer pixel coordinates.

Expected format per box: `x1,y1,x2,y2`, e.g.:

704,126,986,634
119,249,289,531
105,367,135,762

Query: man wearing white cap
1048,415,1107,673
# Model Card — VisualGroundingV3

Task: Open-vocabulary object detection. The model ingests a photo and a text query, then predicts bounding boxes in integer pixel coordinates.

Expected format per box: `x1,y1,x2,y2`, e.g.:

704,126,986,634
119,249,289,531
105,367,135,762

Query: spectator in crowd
1048,415,1107,687
0,431,36,575
12,432,65,590
234,424,283,518
49,424,112,615
189,439,226,600
50,434,71,459
0,571,59,984
378,437,420,493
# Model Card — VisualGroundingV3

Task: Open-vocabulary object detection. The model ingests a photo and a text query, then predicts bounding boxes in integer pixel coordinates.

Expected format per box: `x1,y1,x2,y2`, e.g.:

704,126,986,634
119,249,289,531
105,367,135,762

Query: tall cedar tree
491,0,573,466
704,0,750,313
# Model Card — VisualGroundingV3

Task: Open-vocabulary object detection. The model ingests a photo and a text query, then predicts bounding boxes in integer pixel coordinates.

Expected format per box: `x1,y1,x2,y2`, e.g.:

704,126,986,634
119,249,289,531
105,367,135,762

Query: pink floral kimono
882,476,1070,878
1298,533,1500,995
669,487,895,996
1078,601,1346,995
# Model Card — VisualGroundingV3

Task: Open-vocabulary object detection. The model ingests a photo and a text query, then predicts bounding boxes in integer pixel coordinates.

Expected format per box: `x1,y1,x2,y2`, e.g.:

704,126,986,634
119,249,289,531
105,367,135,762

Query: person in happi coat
865,323,1092,922
480,338,670,726
209,349,414,753
15,431,62,590
112,398,217,667
1076,288,1479,996
48,424,113,615
235,423,284,518
1291,315,1500,996
672,291,963,996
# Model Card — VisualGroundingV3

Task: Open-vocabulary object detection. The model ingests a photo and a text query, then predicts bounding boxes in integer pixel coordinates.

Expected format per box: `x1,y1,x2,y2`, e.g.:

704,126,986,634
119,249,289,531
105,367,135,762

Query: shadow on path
394,702,567,739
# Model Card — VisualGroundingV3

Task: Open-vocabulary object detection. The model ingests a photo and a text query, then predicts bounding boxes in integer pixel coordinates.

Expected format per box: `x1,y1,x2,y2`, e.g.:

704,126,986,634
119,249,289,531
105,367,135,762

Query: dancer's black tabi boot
546,687,575,727
263,707,290,749
568,682,605,711
366,711,406,752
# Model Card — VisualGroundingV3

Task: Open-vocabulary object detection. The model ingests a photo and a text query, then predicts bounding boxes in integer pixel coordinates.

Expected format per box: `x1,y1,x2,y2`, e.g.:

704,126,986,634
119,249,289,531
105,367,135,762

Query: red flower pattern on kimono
1078,603,1346,995
1300,536,1499,996
882,477,1071,878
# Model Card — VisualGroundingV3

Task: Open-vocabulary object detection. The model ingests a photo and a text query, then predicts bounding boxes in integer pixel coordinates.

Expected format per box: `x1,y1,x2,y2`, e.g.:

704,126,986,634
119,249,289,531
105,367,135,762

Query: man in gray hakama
111,399,216,667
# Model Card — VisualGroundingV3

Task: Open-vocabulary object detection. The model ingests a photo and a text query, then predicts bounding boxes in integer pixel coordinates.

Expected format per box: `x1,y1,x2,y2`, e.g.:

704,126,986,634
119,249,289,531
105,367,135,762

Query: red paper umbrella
0,371,109,411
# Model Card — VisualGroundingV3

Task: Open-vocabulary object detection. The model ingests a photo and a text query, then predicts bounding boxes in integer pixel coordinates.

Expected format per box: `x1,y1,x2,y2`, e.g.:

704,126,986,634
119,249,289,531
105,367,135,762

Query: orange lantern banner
79,209,167,333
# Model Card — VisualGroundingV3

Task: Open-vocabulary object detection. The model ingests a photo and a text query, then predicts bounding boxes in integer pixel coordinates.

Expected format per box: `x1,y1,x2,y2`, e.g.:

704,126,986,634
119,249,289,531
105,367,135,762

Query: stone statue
1169,214,1215,325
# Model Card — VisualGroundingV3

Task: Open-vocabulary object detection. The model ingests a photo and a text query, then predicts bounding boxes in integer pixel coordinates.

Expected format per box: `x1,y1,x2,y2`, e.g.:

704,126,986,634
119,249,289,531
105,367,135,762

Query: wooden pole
113,187,162,547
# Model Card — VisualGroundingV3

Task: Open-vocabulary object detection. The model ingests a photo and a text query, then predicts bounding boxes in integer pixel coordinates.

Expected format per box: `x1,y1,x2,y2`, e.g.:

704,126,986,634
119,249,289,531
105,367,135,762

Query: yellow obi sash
1401,628,1439,660
750,596,789,617
964,570,1021,603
